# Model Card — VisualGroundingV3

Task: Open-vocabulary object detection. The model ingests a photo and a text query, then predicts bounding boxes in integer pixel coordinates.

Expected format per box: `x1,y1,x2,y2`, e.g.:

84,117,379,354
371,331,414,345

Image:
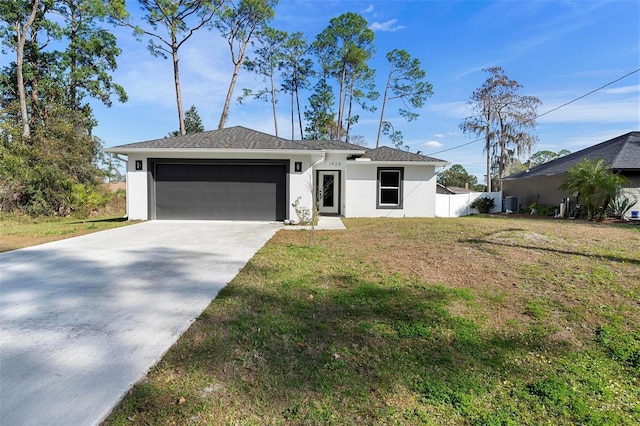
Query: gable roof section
106,125,448,164
296,139,366,151
505,131,640,180
107,126,309,151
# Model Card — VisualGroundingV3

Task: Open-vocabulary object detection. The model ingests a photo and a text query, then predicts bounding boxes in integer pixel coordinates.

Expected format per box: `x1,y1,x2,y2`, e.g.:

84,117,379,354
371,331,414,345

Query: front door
317,171,339,214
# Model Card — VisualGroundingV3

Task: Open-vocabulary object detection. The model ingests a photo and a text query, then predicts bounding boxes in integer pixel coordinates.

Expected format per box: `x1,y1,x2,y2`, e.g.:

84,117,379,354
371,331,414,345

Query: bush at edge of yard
470,196,496,214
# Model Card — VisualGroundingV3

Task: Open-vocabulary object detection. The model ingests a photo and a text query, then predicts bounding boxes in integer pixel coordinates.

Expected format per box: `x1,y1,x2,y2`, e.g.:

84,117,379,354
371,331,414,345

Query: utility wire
427,67,640,156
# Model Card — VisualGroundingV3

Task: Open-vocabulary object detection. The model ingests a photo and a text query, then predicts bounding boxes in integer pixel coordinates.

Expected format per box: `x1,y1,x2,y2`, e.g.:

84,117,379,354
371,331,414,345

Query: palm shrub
559,159,627,221
470,196,496,214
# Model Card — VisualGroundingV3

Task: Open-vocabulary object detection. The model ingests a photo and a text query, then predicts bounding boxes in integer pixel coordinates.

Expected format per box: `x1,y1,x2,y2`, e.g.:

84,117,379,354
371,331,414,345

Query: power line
427,67,640,156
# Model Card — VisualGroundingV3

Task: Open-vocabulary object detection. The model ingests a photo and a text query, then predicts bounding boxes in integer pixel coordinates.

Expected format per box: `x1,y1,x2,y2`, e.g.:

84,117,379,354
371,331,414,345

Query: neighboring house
105,126,448,221
502,131,640,216
436,184,471,195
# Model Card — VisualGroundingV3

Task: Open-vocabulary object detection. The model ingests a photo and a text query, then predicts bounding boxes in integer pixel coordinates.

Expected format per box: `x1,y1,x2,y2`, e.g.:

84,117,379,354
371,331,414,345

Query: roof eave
323,149,367,155
104,147,327,155
351,160,450,166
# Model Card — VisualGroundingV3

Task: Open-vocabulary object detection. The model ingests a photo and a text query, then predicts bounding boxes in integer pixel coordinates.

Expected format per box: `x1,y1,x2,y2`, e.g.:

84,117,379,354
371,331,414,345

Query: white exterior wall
121,150,440,221
288,154,317,222
315,152,351,215
343,162,438,218
125,152,322,221
126,154,149,220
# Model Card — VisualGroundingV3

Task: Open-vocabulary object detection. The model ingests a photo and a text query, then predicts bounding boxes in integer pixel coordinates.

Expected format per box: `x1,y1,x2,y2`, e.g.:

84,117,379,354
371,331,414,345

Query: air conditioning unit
505,196,519,212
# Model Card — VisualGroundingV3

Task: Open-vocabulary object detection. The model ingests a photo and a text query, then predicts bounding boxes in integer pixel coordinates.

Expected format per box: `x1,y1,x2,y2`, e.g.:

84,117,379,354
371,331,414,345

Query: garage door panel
153,162,286,221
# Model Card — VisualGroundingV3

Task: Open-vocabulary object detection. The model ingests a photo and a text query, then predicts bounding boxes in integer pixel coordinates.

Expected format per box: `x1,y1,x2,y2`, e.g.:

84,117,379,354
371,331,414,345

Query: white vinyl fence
435,191,503,218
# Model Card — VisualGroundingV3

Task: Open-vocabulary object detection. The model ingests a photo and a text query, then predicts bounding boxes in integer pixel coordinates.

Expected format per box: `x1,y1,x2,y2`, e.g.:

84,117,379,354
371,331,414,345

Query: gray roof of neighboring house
436,184,472,194
107,126,448,163
505,131,640,180
446,186,472,194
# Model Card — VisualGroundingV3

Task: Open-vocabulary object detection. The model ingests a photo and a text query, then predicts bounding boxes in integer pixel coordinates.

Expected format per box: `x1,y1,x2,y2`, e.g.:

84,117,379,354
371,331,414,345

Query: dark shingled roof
364,146,446,162
296,139,366,151
109,126,309,150
107,126,448,163
505,131,640,180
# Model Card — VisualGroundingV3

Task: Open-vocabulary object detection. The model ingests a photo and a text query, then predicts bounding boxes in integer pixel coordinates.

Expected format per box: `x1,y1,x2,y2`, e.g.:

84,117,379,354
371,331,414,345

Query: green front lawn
105,217,640,425
0,215,135,252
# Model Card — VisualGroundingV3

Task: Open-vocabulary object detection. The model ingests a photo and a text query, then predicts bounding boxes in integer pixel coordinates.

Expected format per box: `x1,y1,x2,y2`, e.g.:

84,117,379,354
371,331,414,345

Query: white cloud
424,140,443,148
363,5,374,14
370,19,405,32
602,84,640,95
433,133,445,138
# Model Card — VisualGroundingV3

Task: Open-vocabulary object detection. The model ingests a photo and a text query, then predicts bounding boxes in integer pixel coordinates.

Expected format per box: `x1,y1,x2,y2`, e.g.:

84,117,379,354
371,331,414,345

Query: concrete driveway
0,221,281,426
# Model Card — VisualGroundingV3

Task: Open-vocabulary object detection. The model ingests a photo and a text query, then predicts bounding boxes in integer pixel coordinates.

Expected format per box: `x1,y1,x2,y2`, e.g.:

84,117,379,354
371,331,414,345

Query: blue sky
90,0,640,181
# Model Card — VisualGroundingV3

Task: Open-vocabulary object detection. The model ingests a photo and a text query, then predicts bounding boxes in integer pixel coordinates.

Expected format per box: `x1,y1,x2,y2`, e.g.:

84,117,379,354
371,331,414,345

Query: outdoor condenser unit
505,196,519,212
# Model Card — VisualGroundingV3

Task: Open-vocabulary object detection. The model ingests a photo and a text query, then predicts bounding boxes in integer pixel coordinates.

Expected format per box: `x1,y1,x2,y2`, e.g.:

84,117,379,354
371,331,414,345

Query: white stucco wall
125,152,323,221
122,151,440,221
315,152,350,215
288,154,317,222
343,162,438,218
126,154,149,220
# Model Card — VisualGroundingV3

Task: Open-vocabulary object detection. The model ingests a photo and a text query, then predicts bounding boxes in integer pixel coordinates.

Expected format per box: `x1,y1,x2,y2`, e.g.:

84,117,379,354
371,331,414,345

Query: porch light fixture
135,160,143,170
294,161,302,172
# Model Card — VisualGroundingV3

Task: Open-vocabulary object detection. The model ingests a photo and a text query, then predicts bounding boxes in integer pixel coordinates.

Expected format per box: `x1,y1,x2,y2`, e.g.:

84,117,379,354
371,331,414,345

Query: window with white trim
377,167,403,208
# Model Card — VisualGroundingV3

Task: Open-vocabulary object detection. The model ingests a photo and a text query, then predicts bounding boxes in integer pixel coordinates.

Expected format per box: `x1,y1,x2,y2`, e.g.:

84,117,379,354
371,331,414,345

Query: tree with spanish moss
460,66,541,191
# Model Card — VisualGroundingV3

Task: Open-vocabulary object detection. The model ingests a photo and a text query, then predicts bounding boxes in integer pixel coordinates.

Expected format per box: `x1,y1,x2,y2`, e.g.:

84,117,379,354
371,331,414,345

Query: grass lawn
103,216,639,425
0,215,135,252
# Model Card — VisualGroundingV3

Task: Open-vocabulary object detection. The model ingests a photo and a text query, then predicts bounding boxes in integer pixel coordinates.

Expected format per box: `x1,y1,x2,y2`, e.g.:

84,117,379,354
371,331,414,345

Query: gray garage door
151,160,287,221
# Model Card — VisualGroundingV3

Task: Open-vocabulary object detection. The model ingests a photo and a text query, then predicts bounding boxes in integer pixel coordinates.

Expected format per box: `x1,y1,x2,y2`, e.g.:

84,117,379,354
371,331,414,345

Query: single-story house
105,126,448,221
502,131,640,216
436,184,471,195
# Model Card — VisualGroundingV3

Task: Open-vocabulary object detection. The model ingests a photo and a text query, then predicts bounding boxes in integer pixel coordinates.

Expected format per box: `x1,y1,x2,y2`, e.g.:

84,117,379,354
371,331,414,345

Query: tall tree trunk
16,0,40,140
28,29,39,124
376,74,391,148
270,72,278,136
290,90,294,140
219,61,242,129
345,82,354,143
336,64,347,138
485,133,492,193
172,40,185,136
295,86,303,139
484,105,493,193
69,4,77,110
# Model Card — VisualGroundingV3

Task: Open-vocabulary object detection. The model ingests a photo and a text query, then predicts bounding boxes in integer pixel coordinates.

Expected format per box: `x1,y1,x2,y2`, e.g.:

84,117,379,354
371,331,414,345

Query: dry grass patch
105,217,640,425
0,215,135,252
